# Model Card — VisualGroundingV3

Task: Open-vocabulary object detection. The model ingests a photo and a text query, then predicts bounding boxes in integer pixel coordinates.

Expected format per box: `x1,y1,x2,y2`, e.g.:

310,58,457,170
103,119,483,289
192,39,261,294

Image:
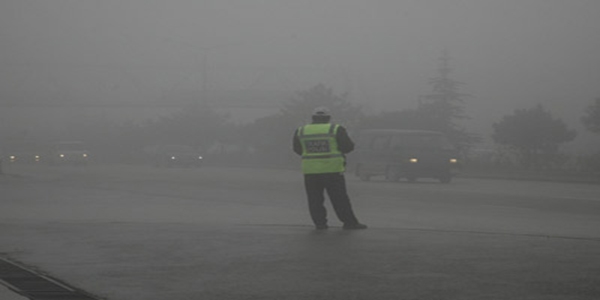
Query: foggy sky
1,0,600,148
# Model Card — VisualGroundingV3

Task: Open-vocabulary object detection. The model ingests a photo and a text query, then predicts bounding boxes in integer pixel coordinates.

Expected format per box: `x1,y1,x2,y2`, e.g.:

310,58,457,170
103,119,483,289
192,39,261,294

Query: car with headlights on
144,144,203,168
352,129,459,183
49,141,90,165
2,138,45,164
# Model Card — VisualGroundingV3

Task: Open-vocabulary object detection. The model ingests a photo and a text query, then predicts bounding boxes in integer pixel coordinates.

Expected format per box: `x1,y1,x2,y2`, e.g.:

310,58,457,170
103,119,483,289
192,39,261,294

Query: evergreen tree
420,50,469,123
418,50,478,151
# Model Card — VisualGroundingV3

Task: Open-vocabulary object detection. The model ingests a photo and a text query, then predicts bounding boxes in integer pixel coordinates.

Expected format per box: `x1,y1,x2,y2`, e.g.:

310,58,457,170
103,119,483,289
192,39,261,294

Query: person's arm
336,126,355,154
293,128,303,156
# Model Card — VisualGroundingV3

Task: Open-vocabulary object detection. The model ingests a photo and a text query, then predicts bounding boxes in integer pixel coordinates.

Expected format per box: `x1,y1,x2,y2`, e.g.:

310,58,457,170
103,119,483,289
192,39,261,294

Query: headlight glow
449,158,458,164
171,156,176,160
409,158,418,163
35,155,41,161
82,153,88,158
59,154,65,158
198,156,203,160
9,155,16,162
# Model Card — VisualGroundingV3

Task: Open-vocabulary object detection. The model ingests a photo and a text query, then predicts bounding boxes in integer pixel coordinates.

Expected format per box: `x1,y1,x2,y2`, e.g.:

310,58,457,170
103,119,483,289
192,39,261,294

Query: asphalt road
1,163,600,300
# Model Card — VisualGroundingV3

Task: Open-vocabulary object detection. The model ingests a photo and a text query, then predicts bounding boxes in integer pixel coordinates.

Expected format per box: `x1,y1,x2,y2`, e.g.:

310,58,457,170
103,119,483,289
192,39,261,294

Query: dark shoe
315,224,329,230
343,223,367,230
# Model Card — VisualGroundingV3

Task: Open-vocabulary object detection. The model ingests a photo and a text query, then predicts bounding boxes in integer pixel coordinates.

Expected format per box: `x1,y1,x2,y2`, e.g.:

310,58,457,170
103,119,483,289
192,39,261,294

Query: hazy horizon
1,0,600,150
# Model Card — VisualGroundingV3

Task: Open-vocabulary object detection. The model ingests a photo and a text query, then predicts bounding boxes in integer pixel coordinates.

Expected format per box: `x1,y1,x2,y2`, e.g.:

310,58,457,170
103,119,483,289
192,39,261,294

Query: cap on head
312,106,331,117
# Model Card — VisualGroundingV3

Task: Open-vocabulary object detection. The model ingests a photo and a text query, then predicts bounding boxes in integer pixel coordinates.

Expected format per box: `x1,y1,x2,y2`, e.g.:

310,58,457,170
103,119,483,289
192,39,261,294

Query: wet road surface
1,164,599,299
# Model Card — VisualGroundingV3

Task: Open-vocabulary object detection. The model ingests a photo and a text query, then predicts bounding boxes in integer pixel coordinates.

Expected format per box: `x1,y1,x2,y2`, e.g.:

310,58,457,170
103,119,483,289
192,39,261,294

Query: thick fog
3,3,600,298
1,0,600,152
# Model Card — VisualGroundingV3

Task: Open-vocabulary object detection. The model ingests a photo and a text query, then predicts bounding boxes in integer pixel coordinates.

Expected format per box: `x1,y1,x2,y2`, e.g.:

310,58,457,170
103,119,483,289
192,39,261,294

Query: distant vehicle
49,141,90,165
352,129,459,183
2,139,45,164
144,144,203,168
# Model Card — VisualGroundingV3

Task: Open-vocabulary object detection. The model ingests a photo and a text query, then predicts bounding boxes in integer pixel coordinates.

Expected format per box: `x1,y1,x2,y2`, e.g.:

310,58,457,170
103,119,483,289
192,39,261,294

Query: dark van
351,129,459,183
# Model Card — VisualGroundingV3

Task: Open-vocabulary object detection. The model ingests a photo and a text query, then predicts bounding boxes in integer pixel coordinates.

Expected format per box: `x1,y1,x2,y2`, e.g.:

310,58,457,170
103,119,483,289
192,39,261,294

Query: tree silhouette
582,97,600,134
280,83,363,128
492,104,576,169
420,50,469,124
244,84,362,166
417,50,478,151
142,103,232,150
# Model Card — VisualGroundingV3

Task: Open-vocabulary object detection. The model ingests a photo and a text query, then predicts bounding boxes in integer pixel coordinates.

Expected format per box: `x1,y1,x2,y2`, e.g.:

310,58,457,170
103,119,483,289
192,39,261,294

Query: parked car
144,144,203,168
48,141,90,165
351,129,459,183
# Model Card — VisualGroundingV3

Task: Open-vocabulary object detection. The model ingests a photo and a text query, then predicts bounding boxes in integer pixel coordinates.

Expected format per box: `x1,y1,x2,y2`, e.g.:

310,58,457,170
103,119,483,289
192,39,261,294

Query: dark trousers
303,172,360,226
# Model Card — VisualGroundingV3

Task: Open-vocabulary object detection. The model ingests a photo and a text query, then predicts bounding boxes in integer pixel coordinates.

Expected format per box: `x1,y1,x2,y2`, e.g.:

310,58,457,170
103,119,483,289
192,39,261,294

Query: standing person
293,106,367,230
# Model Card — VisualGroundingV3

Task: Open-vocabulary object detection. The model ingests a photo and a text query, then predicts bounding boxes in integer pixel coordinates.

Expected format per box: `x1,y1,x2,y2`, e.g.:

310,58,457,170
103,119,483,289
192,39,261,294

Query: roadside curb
0,257,105,300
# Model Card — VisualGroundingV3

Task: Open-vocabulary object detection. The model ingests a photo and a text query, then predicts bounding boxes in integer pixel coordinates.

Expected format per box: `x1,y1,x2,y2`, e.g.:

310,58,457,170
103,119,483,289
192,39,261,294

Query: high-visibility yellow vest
297,123,345,174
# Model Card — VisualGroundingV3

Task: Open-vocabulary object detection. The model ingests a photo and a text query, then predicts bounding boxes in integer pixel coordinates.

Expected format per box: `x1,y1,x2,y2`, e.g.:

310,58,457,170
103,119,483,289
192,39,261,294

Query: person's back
293,107,366,230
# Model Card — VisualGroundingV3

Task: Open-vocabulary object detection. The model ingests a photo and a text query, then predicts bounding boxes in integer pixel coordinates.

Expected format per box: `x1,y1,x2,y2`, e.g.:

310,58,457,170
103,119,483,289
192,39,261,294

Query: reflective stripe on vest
297,123,345,174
